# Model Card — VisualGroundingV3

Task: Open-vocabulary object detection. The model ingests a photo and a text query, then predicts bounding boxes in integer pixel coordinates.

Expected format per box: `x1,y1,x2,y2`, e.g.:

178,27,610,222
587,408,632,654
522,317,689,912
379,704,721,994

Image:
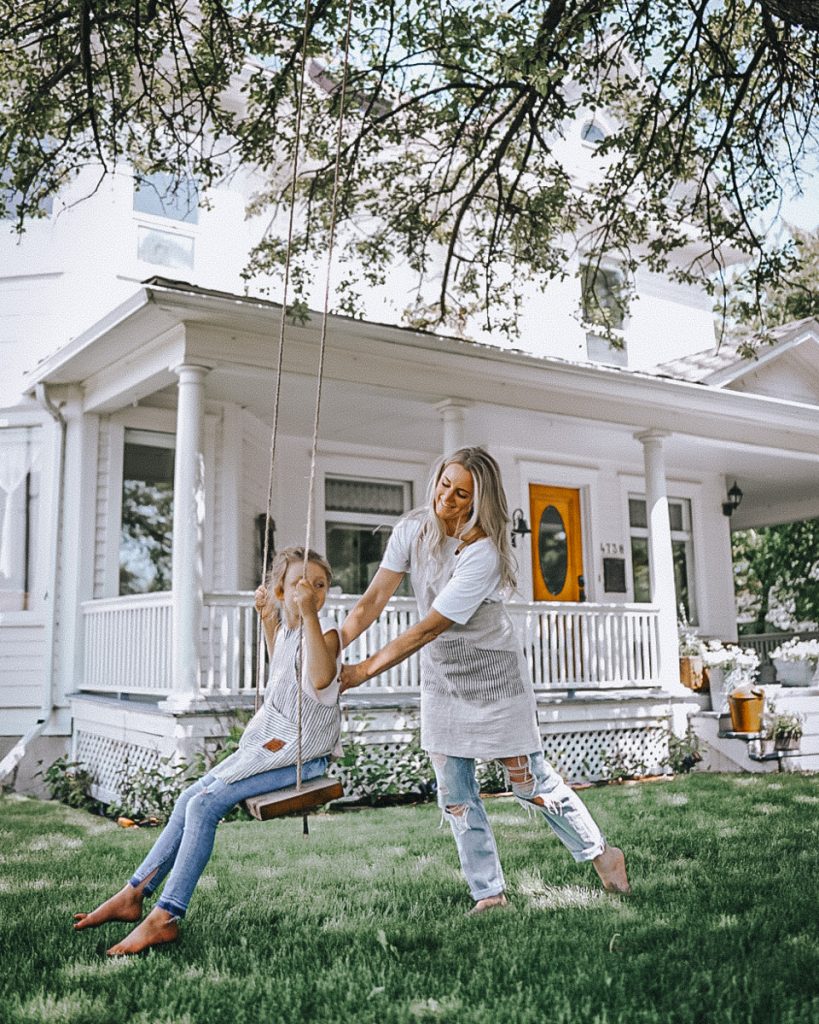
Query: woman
340,447,629,913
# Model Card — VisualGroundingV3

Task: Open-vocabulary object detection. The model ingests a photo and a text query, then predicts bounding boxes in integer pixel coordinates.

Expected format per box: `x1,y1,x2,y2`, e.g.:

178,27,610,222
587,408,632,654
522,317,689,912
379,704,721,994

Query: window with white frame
580,261,628,367
628,495,697,623
0,426,41,612
324,476,412,595
119,429,175,595
133,171,198,270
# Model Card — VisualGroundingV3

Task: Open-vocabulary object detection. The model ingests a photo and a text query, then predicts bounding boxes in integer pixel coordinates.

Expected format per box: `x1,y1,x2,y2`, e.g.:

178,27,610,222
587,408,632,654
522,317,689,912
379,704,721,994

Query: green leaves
2,1,818,340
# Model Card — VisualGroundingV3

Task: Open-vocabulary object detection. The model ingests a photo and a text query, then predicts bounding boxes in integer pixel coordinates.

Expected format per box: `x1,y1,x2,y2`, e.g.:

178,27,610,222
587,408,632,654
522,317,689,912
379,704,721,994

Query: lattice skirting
543,726,670,783
74,730,163,803
73,719,670,804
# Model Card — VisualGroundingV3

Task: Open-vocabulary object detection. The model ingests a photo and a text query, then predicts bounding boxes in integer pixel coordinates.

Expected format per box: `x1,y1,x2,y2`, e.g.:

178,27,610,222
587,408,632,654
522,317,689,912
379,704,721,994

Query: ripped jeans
129,757,328,918
431,752,606,901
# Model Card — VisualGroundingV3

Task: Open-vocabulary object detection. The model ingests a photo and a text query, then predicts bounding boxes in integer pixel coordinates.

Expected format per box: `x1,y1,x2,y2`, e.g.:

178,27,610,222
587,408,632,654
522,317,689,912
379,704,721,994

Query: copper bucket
728,688,764,733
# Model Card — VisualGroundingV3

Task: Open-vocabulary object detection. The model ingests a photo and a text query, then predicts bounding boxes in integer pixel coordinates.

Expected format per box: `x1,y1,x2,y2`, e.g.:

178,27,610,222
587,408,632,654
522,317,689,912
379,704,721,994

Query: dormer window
133,172,198,224
580,120,606,146
580,262,626,331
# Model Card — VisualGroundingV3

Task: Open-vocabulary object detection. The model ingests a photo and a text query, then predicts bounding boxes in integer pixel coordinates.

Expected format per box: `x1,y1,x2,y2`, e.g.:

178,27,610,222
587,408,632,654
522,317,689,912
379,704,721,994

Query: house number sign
600,542,624,555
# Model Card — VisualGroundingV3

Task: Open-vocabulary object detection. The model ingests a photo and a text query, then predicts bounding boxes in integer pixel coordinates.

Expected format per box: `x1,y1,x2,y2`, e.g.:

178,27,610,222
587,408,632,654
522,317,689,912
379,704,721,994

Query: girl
73,547,342,954
340,447,629,913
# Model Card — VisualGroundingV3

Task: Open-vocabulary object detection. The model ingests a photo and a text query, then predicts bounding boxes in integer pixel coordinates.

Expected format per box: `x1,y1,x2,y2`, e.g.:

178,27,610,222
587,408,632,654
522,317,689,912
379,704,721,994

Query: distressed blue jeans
129,757,328,918
430,751,606,902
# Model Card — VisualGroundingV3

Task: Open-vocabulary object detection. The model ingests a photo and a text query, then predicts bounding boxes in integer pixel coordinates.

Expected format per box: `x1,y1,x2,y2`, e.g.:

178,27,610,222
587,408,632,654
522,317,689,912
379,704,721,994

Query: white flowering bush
701,640,760,674
770,637,819,667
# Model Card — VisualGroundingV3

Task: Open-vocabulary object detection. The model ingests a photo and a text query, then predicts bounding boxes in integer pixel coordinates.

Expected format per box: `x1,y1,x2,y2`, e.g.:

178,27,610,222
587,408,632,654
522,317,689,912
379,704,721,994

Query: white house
2,129,819,797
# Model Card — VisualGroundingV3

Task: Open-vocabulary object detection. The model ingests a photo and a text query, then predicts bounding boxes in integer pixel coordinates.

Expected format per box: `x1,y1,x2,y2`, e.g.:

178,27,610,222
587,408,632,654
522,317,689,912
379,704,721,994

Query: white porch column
635,430,685,692
163,364,209,711
437,399,468,455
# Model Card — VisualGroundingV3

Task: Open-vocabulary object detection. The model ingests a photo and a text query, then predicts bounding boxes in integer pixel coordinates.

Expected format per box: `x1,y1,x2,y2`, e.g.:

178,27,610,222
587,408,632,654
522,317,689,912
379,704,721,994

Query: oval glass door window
538,505,568,596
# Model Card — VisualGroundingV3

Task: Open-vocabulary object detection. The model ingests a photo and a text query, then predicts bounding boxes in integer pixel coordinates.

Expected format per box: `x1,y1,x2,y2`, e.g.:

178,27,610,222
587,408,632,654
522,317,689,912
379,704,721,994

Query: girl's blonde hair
414,446,517,593
263,546,333,620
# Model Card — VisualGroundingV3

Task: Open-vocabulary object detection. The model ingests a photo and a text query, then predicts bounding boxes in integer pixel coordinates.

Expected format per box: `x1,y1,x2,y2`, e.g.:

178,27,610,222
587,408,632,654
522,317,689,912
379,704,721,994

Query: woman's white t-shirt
380,517,503,623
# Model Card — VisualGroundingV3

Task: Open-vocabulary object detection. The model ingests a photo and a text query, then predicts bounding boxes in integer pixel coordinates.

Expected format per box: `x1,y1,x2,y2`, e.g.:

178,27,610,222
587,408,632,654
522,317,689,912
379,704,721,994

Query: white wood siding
0,623,46,733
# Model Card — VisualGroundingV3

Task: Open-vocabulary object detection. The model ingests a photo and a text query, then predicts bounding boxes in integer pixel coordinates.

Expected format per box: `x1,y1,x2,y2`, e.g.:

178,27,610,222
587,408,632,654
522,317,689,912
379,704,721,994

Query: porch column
635,430,684,691
163,364,209,711
437,399,468,455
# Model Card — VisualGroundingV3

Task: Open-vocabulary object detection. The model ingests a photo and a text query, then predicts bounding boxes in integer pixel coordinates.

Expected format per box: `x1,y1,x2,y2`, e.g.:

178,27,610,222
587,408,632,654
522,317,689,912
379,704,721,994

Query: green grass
1,774,819,1024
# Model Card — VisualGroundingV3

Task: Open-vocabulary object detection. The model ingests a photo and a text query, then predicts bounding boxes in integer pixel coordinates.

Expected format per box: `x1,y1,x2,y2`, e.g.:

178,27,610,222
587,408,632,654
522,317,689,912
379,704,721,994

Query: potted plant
770,637,819,687
678,607,705,691
769,711,804,752
701,641,760,713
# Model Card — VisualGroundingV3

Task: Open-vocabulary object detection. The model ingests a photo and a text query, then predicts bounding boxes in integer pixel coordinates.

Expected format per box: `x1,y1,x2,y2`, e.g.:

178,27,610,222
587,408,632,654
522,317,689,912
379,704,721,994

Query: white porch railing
81,593,662,697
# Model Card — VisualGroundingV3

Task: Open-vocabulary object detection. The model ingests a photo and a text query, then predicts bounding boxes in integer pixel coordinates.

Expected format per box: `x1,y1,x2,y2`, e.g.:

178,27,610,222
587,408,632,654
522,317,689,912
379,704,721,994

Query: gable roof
652,316,819,386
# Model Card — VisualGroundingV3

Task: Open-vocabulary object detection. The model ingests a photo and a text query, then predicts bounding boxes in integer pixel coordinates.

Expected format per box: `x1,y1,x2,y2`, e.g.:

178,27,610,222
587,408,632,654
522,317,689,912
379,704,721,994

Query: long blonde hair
414,446,517,593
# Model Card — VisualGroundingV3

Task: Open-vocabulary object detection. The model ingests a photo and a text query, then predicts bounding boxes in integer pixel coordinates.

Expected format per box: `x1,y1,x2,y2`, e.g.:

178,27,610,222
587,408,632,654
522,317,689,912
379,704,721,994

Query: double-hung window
324,476,412,595
119,430,175,594
0,426,41,612
133,171,198,271
629,495,697,623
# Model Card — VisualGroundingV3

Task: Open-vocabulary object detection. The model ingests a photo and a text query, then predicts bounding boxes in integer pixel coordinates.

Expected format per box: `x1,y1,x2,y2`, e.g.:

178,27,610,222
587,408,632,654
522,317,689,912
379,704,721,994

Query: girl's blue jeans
430,751,606,901
129,757,328,918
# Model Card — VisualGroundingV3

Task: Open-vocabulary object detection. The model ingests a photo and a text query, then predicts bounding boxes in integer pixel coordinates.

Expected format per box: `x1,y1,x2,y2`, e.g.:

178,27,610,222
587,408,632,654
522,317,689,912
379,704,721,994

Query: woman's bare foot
467,893,509,916
73,885,144,930
106,907,179,956
593,845,631,894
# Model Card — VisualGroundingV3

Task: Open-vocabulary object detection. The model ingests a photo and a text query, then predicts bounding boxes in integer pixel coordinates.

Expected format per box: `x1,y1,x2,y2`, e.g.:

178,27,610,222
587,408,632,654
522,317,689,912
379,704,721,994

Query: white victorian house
2,114,819,795
3,267,819,797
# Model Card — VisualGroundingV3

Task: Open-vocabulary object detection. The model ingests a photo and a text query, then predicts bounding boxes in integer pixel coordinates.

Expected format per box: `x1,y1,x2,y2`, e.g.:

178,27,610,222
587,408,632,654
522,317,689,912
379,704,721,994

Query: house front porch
71,593,676,800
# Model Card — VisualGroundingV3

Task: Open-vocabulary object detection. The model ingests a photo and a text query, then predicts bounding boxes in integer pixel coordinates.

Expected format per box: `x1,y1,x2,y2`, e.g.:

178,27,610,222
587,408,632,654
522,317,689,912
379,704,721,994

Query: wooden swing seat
245,776,344,821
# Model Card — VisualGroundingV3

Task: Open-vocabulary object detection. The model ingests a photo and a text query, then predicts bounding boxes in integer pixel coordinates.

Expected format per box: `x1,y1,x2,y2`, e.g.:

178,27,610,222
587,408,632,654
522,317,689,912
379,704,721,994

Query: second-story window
580,261,628,367
134,171,198,271
324,476,412,595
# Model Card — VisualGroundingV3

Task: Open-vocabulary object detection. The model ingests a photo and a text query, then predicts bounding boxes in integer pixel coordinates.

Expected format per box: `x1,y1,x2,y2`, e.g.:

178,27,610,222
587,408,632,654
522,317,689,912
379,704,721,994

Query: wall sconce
511,508,531,547
722,481,743,518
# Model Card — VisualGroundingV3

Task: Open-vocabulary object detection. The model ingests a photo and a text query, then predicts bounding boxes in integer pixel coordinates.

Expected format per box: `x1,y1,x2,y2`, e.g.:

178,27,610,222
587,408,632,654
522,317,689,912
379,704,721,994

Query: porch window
0,427,41,612
629,495,697,623
119,430,175,595
324,476,412,595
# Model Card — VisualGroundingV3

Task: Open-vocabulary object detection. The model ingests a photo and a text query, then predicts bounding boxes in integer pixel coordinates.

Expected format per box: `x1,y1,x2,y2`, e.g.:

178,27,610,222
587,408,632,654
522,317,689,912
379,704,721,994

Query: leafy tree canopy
723,225,819,353
2,1,818,338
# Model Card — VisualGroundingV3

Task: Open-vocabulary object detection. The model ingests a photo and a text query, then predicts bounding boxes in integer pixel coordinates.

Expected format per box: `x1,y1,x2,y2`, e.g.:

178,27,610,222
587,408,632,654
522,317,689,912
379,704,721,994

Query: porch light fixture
722,481,743,518
510,508,531,547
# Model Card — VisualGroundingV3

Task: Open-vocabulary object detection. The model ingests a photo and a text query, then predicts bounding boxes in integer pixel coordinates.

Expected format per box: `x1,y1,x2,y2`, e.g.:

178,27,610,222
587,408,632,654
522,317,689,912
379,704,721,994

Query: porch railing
81,592,662,697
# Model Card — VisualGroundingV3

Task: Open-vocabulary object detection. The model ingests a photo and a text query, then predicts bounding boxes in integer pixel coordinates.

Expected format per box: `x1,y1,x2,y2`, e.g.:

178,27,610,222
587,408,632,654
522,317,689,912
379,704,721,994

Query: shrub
40,757,101,813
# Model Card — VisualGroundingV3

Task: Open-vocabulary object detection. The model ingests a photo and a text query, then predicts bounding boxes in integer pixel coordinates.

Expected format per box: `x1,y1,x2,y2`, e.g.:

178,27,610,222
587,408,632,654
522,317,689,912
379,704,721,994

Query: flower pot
728,689,764,733
774,735,801,752
679,655,705,691
773,659,816,687
708,667,754,712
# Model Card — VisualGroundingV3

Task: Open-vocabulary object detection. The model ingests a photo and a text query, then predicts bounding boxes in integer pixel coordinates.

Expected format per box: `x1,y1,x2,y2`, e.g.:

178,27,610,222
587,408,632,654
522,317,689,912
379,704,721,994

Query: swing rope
254,0,355,821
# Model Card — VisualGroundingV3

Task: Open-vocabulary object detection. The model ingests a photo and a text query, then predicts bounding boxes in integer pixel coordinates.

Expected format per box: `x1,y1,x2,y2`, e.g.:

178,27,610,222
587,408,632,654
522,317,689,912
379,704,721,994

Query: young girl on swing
73,547,342,955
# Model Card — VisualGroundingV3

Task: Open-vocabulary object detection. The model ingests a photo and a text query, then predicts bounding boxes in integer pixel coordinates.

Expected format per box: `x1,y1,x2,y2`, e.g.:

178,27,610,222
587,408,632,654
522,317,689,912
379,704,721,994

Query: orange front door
529,484,585,602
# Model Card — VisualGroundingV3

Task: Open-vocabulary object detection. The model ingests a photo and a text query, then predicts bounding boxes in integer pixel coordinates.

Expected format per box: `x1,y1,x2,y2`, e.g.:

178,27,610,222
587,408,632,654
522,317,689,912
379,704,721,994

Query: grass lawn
1,773,819,1024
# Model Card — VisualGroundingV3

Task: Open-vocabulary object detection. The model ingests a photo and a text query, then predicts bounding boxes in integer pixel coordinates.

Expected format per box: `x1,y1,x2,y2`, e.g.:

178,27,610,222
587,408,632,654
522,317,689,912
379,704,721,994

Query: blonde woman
74,547,341,954
341,447,629,913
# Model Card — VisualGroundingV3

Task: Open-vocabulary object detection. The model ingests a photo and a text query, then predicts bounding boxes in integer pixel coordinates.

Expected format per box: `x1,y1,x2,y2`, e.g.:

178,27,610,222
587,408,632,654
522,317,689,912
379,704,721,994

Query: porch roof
23,276,819,528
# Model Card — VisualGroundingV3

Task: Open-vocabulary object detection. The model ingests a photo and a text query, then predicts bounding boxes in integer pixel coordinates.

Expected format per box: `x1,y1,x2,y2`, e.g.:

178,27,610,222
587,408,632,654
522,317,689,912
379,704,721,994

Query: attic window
581,120,606,146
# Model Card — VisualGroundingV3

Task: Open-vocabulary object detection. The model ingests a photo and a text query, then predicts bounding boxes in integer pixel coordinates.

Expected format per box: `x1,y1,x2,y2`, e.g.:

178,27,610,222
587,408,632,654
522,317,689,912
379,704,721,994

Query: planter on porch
679,655,705,691
772,658,817,687
707,667,757,713
728,688,764,733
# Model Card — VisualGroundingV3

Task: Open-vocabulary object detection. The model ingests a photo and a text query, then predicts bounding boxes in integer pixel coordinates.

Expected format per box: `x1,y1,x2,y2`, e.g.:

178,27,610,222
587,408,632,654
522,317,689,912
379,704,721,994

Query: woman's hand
340,662,369,692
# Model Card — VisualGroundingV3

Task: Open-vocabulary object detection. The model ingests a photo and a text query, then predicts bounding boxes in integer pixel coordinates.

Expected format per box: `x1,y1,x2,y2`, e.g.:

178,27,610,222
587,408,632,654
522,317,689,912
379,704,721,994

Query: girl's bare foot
467,893,509,916
593,845,631,894
106,907,179,956
73,885,144,930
